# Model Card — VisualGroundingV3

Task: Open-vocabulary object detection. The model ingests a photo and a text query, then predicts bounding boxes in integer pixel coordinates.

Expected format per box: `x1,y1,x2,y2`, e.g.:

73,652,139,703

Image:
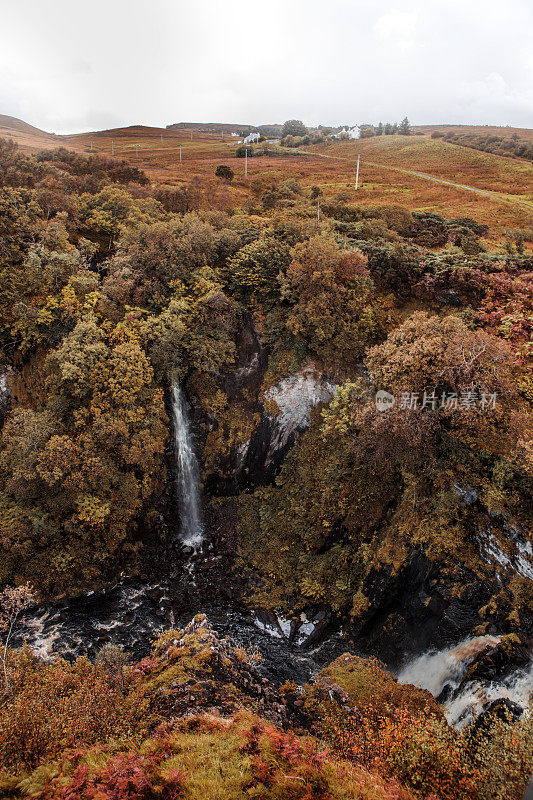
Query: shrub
215,165,234,182
235,146,253,158
0,648,130,772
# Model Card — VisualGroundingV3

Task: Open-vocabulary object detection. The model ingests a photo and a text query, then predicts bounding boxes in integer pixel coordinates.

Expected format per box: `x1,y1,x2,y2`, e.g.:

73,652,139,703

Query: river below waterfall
17,575,533,727
16,577,346,686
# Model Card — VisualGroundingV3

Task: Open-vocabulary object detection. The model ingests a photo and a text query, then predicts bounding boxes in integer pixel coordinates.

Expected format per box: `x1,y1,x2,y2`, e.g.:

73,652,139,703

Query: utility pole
90,141,93,152
355,155,360,190
179,145,182,163
190,131,193,140
111,140,114,156
245,148,248,176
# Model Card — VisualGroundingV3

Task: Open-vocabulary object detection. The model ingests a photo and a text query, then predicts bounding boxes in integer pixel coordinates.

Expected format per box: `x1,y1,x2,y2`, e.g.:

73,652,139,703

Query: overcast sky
1,0,532,133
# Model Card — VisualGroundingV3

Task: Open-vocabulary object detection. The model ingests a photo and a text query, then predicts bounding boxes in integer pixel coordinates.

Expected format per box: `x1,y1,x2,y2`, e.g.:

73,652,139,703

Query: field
307,135,533,240
67,125,533,243
414,123,533,141
1,115,532,245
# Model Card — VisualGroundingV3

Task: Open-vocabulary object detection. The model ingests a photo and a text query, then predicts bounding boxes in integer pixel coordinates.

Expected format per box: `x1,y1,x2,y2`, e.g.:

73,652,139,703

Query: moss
306,653,442,720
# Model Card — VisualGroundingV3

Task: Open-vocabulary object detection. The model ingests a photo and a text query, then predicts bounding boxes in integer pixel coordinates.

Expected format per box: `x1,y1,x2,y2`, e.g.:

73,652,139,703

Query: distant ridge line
166,121,283,136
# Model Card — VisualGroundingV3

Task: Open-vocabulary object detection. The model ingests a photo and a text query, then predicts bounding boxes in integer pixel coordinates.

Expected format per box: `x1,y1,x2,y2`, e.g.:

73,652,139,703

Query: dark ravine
17,564,533,731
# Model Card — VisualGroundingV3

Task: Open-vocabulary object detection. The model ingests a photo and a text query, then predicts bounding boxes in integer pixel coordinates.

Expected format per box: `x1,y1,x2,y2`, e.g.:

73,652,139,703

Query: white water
171,382,204,548
445,659,533,728
397,636,500,697
398,636,533,728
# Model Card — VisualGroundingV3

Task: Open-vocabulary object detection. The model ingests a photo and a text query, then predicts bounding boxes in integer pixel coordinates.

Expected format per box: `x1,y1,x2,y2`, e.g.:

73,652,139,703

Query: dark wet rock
236,412,297,488
460,634,532,687
468,698,523,741
436,682,455,704
351,548,504,666
453,484,478,505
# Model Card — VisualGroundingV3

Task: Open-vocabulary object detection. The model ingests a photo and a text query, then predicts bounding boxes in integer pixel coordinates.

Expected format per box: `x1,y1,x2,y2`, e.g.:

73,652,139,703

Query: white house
243,132,260,144
333,126,360,140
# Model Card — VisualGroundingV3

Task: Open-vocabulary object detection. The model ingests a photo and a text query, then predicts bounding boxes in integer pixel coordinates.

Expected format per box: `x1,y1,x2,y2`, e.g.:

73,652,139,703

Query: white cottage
333,126,360,140
243,132,260,144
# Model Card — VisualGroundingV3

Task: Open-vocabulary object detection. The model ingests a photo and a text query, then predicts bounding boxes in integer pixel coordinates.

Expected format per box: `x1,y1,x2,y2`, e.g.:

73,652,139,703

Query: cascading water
397,636,533,728
170,381,204,548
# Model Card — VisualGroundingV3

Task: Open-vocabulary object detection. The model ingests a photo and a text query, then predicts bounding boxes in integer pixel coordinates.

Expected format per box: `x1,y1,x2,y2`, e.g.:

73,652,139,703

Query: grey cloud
0,0,532,133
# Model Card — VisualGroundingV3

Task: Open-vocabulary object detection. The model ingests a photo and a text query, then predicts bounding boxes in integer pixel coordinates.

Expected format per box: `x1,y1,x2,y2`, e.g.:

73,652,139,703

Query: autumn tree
365,311,513,397
0,312,168,593
283,233,389,367
226,235,291,304
0,583,34,692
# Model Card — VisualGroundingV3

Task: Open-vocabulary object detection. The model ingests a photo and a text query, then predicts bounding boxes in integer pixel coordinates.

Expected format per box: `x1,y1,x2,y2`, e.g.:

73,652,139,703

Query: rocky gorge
16,314,533,732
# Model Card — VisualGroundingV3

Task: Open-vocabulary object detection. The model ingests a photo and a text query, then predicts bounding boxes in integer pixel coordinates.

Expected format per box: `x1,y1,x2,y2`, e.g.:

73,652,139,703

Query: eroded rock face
476,522,533,581
351,548,503,665
237,365,336,487
264,368,337,448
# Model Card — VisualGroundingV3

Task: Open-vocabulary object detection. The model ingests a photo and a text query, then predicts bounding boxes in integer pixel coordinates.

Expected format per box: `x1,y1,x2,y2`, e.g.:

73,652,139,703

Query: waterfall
397,635,533,728
170,381,204,548
397,636,500,698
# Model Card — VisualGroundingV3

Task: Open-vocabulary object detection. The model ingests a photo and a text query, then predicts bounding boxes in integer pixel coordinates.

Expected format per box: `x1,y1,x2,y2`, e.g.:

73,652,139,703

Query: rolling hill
0,113,62,151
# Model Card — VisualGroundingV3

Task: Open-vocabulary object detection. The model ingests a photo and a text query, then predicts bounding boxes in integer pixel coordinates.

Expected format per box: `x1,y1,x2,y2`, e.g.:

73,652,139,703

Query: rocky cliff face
350,509,533,665
236,366,336,487
188,315,337,493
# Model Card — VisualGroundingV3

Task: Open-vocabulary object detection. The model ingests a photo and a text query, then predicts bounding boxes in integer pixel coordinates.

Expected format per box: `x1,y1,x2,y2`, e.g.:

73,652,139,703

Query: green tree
281,119,308,138
227,236,291,304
